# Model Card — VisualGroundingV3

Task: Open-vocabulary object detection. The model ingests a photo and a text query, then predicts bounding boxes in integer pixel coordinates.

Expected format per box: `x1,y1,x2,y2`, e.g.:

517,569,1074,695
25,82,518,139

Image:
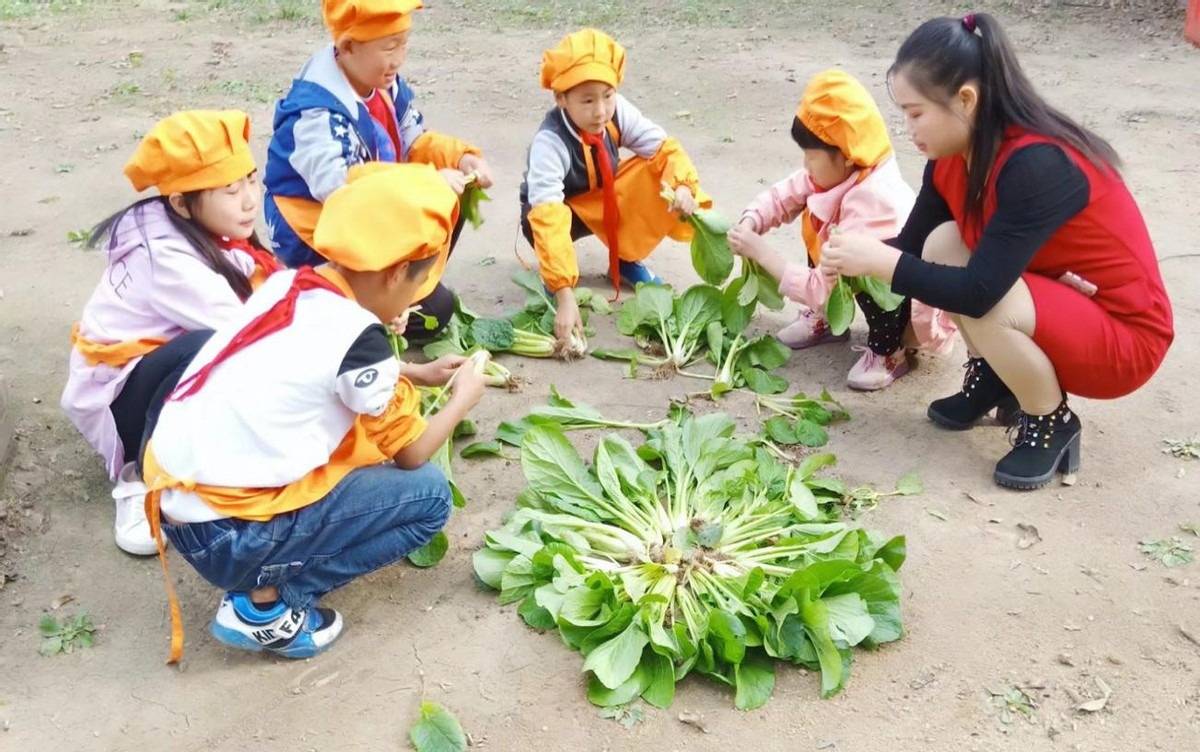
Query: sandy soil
1,1,1198,750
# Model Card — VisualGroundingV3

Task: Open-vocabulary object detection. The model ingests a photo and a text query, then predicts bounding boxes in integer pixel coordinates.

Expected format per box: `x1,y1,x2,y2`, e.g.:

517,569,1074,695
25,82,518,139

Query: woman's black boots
994,398,1082,490
928,357,1019,430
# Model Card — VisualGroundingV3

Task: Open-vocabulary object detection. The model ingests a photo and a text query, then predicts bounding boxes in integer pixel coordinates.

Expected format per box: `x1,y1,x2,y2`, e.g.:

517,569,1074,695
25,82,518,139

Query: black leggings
858,293,912,356
110,330,213,469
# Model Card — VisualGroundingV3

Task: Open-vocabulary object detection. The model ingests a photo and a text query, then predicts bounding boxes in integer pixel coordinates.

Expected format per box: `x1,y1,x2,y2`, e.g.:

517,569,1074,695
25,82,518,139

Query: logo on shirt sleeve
354,368,379,389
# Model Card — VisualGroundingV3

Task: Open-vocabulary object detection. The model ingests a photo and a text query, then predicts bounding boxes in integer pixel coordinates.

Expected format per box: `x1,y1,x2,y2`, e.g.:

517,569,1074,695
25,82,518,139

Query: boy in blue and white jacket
265,0,492,334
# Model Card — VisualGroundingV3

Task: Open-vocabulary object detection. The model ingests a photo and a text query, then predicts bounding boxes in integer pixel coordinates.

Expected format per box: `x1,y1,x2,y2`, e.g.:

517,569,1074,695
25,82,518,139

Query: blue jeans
163,463,451,610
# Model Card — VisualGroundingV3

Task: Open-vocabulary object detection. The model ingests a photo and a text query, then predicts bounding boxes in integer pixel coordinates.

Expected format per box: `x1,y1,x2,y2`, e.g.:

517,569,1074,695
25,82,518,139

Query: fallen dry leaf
677,711,709,734
1016,523,1042,550
1076,676,1112,713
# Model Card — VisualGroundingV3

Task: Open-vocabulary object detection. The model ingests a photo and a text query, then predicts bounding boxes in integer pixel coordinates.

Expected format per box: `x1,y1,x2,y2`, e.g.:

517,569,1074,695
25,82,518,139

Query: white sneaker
210,593,344,658
112,462,159,556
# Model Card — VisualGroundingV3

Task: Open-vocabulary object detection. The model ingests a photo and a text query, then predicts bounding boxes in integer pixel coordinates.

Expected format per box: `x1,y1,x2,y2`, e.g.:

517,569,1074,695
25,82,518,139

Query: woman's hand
821,232,900,280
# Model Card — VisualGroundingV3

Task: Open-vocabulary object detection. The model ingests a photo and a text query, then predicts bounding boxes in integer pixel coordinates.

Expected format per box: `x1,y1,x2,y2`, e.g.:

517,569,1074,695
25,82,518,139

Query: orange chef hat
540,28,626,93
323,0,422,43
797,70,893,168
124,110,255,194
314,162,457,272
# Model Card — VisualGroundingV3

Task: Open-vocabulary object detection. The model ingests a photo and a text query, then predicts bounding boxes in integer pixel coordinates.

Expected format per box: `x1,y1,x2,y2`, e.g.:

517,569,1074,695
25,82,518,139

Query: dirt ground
1,1,1198,750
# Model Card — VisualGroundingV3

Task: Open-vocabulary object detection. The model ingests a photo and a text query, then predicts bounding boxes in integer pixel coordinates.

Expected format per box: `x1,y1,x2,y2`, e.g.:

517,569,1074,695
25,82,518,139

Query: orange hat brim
547,61,621,94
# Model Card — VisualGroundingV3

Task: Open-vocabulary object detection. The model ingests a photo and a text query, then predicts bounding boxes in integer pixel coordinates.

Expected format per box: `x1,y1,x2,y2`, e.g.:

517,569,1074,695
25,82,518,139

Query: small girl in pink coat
61,110,279,556
729,70,954,390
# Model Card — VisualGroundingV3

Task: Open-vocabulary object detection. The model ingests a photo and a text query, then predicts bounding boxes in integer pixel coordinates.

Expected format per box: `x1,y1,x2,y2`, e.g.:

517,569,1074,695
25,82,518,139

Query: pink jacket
740,156,955,351
60,201,257,480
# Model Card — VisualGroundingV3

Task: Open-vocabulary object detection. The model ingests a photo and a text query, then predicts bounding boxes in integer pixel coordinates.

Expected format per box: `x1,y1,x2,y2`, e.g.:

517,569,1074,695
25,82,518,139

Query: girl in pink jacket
729,70,954,390
61,111,279,556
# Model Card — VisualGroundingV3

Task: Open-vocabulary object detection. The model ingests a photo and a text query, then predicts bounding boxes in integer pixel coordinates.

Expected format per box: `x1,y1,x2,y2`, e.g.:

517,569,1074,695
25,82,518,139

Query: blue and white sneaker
618,260,663,288
210,592,343,659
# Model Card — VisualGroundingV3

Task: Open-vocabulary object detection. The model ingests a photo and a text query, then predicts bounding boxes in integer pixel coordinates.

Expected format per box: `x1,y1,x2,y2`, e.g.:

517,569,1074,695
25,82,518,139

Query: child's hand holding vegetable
457,154,494,189
405,354,468,387
728,221,769,262
670,185,698,217
438,168,469,196
553,287,585,348
449,356,487,410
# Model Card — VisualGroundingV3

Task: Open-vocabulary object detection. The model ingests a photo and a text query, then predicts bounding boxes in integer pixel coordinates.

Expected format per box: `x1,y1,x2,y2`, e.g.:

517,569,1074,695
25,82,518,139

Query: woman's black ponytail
890,12,1120,222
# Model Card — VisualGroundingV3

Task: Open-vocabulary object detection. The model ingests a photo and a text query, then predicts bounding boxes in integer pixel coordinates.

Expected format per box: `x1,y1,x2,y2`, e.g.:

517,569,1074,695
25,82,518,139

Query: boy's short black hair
790,116,841,155
403,254,441,280
405,254,439,280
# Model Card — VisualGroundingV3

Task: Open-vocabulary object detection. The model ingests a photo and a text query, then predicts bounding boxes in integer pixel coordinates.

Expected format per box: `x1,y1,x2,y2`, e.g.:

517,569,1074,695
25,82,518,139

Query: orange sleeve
361,378,428,458
528,202,578,293
655,137,701,193
407,131,482,171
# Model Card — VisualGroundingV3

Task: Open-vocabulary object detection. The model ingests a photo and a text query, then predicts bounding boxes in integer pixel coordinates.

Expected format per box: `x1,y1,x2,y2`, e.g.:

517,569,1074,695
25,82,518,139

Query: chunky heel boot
928,357,1019,430
994,399,1082,491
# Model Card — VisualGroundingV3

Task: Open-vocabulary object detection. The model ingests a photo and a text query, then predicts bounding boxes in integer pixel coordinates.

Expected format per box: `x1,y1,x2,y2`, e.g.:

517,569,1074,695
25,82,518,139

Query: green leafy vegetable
659,186,735,286
460,175,491,230
755,391,850,449
826,277,856,336
406,387,470,567
409,701,467,752
825,275,904,336
735,259,785,312
601,282,731,377
475,408,906,708
421,297,548,384
495,387,667,447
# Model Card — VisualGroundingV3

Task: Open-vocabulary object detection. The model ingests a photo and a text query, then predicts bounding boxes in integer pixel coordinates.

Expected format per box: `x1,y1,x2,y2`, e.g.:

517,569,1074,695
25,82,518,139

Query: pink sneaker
847,346,912,391
777,309,850,350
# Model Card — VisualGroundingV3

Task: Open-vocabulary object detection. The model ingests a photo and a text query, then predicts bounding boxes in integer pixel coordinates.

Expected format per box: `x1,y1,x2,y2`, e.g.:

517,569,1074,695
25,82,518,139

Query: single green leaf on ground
409,701,467,752
408,532,450,568
461,441,504,459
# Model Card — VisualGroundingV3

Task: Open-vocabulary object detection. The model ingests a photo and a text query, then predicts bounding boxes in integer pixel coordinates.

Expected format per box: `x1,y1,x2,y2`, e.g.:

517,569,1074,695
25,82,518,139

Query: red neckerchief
217,236,283,276
579,129,622,296
169,267,344,402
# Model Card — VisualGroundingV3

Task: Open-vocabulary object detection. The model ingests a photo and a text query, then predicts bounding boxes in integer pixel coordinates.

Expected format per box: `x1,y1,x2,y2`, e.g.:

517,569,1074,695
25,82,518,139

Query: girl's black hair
790,116,841,154
89,194,263,301
889,12,1119,221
